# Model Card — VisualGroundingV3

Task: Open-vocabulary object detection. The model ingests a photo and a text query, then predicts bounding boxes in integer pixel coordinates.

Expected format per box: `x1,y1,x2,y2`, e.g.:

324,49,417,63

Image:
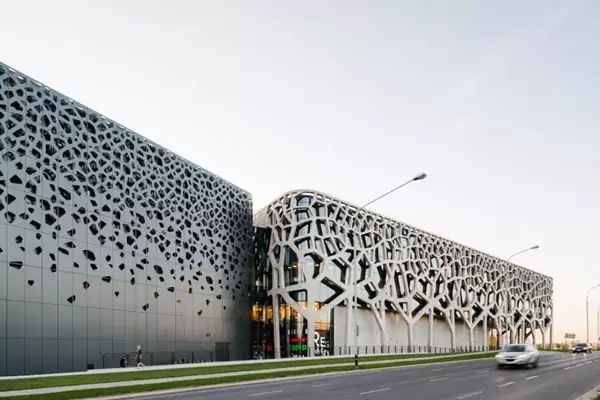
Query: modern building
0,62,254,375
251,190,553,358
0,60,555,376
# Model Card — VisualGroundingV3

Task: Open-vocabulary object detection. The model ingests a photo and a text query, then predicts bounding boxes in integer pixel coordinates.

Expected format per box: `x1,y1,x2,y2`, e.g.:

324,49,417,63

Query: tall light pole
596,306,600,346
504,245,539,345
352,172,427,368
585,284,600,343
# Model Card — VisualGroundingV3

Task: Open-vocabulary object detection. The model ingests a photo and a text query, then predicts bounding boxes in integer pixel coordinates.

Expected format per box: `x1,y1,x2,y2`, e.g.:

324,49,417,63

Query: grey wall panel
42,338,58,374
6,260,25,302
0,338,5,375
58,305,73,340
24,302,42,339
25,266,42,304
41,267,58,305
57,271,74,307
72,339,87,372
6,338,25,375
73,306,87,340
0,61,253,375
42,303,58,339
25,338,42,375
0,225,7,264
0,263,6,301
86,340,101,369
86,308,101,341
24,229,42,269
0,300,5,338
58,339,74,373
6,300,25,338
85,275,102,309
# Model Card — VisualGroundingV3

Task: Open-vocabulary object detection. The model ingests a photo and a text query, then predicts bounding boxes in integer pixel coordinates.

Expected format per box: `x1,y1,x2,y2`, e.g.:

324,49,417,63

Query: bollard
354,353,359,369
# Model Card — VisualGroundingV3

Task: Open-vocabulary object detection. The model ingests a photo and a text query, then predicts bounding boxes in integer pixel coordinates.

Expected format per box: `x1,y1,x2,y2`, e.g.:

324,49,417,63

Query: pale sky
1,0,599,343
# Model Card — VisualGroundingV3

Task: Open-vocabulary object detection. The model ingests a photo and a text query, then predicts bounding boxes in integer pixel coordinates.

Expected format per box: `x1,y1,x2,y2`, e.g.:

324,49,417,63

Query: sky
1,0,599,343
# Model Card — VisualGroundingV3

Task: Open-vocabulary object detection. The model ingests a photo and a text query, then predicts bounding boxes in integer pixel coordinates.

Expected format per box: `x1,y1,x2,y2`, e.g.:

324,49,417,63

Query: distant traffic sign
565,333,576,340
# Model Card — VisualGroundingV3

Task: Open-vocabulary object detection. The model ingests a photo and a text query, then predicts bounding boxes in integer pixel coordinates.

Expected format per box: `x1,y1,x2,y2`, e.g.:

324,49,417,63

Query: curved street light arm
350,173,427,365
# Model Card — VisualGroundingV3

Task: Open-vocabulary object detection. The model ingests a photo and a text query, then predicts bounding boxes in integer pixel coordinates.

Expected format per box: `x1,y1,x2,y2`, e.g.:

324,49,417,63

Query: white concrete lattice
254,190,553,357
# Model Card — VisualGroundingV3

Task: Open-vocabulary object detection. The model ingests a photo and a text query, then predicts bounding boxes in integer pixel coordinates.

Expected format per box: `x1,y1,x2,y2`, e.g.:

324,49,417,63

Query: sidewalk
0,353,494,398
575,385,600,400
0,350,437,381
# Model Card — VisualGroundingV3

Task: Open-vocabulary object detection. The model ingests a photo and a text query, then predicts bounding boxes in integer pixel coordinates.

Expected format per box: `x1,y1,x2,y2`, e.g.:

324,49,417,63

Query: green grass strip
1,353,494,399
0,352,466,392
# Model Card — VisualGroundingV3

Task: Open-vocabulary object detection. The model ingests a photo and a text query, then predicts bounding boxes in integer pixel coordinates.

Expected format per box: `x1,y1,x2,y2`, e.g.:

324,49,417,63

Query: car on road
571,342,593,354
495,343,540,369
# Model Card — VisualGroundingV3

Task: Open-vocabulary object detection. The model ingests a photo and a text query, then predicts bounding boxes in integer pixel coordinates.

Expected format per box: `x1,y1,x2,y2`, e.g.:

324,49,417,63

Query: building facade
0,62,254,375
252,190,553,358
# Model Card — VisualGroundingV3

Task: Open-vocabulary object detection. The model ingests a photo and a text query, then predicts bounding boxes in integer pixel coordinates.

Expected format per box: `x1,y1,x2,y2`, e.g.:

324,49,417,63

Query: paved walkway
0,353,494,398
0,351,438,381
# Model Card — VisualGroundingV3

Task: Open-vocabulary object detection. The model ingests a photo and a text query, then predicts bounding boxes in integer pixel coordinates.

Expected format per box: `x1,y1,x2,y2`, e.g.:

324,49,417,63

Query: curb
0,353,496,398
573,385,600,400
85,356,497,400
87,370,367,400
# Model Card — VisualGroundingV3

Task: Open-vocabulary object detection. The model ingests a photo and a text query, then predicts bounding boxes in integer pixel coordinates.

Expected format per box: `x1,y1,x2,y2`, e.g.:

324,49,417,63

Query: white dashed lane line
456,391,483,399
312,383,331,387
498,381,515,387
475,370,488,374
429,377,449,382
247,390,283,397
360,388,390,395
526,375,539,380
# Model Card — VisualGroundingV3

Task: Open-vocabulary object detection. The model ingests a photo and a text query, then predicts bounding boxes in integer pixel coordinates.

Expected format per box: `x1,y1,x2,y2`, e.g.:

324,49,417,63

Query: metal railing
102,344,495,368
332,345,494,355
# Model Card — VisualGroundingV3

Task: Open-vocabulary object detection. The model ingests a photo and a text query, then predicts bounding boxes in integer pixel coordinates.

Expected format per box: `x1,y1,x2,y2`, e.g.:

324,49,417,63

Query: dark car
572,343,592,354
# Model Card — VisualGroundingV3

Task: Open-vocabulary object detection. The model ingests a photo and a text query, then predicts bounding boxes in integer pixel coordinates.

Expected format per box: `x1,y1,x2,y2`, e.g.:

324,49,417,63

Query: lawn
0,351,473,392
1,353,495,400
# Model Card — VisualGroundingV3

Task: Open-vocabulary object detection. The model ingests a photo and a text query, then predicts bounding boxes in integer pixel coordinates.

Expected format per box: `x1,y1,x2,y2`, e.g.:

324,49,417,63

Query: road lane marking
499,382,515,387
475,370,488,374
248,390,283,397
456,391,483,399
564,366,572,370
312,383,332,387
576,363,584,367
429,377,448,382
360,388,390,395
526,375,539,380
586,361,593,364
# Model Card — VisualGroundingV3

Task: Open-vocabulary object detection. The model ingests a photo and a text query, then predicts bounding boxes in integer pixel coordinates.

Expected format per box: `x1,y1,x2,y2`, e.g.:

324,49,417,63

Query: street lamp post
504,245,539,345
351,172,427,368
585,284,600,343
596,306,600,346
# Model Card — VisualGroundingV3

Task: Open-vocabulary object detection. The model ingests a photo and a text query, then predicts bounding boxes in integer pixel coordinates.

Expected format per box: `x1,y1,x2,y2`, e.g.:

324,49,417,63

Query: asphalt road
129,352,600,400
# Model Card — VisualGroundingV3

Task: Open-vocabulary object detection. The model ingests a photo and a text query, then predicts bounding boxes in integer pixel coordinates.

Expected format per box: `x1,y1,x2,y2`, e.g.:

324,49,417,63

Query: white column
345,297,352,351
272,293,281,359
549,307,554,349
428,306,434,350
483,316,488,349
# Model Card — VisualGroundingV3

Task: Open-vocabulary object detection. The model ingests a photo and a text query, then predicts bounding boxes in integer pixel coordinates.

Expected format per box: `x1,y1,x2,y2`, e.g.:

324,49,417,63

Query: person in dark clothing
119,353,130,368
135,345,145,368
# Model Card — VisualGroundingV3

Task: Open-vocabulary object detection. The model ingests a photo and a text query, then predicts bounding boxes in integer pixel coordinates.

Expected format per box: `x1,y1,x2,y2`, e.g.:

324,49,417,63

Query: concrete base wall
333,306,487,348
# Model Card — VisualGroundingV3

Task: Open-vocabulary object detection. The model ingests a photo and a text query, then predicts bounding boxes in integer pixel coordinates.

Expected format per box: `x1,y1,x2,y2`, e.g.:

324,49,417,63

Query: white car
571,343,593,354
495,344,540,369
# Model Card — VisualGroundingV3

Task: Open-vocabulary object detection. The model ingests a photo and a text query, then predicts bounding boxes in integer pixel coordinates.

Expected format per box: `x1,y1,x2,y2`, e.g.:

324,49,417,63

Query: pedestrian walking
135,345,145,368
